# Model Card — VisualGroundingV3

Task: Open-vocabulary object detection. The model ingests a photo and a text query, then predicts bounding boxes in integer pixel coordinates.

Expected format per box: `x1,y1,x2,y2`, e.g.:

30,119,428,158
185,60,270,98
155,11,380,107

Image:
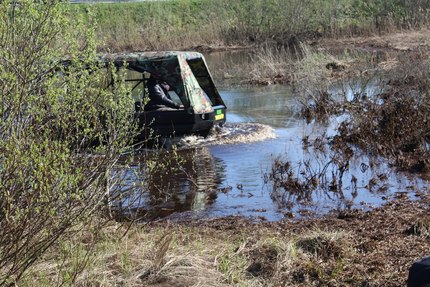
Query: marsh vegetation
2,0,430,286
267,44,430,210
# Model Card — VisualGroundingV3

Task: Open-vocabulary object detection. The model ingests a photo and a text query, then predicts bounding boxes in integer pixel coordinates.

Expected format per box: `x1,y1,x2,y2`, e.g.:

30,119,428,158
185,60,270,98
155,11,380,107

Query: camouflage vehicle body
104,51,227,139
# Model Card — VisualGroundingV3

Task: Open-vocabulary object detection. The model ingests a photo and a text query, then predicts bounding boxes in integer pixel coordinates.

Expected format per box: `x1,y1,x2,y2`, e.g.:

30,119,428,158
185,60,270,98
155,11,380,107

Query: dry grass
22,224,229,287
222,43,363,87
18,192,430,286
247,46,295,85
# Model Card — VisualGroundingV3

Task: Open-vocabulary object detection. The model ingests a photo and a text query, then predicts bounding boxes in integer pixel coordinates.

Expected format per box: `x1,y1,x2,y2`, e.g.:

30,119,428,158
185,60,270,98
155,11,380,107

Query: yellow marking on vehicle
215,114,224,120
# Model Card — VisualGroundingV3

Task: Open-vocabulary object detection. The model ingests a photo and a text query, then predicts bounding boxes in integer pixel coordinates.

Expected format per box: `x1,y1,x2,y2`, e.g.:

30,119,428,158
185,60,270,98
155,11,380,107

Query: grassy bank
20,193,430,286
80,0,430,52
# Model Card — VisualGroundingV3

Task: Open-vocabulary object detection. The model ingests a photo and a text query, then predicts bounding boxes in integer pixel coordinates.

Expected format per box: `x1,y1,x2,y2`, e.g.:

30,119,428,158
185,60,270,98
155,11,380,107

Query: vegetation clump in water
310,52,430,173
339,70,430,172
268,45,430,211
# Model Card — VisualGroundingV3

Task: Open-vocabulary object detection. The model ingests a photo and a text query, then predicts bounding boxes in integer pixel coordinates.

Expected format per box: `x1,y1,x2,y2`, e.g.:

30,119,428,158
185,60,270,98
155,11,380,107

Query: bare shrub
268,49,430,208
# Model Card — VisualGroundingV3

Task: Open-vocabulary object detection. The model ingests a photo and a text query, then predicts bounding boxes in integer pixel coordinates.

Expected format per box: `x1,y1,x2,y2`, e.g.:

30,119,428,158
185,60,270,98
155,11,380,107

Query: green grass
74,0,430,52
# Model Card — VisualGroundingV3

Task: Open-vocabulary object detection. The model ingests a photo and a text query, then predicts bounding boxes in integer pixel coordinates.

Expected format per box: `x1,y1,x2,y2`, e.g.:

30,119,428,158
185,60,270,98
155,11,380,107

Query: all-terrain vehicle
104,51,227,140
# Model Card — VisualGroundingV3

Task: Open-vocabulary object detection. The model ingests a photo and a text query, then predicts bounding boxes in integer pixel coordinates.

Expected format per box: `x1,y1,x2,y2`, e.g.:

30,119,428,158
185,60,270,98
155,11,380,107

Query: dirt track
317,29,430,53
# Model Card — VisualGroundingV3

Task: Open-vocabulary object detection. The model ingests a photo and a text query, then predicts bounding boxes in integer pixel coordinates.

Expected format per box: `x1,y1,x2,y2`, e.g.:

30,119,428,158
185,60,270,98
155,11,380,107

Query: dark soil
146,191,430,286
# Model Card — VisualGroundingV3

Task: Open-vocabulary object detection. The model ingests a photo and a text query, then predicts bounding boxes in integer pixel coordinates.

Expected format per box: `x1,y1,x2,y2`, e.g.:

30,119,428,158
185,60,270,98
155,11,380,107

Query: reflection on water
113,147,226,220
111,51,428,221
221,85,301,128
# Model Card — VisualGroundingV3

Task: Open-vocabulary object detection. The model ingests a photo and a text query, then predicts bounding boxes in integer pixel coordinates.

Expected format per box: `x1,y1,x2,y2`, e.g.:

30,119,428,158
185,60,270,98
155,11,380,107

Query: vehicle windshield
107,52,219,114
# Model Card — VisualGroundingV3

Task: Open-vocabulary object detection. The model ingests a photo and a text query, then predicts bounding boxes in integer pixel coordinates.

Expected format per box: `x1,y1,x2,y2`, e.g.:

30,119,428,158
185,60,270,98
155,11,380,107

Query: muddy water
114,51,427,221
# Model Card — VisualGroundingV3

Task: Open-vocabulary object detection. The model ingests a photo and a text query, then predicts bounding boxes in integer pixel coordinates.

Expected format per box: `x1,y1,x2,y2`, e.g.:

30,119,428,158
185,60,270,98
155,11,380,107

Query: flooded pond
113,51,427,221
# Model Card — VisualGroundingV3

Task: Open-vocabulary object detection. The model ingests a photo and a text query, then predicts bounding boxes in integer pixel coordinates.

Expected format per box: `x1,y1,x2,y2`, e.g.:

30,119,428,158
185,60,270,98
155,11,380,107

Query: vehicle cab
105,51,227,139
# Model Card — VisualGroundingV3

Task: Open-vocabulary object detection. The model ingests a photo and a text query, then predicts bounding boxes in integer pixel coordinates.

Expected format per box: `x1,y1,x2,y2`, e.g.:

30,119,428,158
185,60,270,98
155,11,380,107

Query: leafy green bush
0,1,135,284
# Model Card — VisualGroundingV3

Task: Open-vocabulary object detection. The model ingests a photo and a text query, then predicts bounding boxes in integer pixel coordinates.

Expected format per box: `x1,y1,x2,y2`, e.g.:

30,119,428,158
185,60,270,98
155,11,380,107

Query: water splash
176,123,276,147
